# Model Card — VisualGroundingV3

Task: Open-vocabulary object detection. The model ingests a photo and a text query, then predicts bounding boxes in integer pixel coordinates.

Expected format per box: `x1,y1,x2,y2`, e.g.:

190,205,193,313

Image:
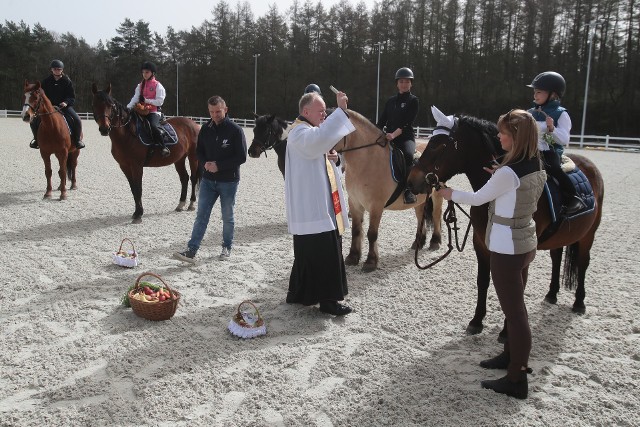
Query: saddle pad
544,166,595,222
136,119,179,146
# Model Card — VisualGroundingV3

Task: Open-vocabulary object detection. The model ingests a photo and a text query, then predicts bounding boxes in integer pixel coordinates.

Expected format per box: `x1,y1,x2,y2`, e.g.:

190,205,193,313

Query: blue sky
4,0,377,46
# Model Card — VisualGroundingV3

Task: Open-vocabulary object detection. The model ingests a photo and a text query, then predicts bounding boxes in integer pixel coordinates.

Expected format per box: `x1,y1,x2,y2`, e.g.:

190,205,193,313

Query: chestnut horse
407,109,604,336
91,83,201,223
21,80,80,200
249,112,443,271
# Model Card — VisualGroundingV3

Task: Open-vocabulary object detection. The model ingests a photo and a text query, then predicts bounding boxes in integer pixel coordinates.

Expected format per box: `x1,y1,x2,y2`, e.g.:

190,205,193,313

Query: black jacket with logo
376,91,419,143
197,116,247,182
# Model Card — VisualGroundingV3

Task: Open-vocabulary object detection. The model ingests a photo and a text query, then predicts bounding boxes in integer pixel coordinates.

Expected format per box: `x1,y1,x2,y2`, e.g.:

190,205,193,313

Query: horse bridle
95,99,132,134
24,89,59,118
412,120,473,269
252,125,284,156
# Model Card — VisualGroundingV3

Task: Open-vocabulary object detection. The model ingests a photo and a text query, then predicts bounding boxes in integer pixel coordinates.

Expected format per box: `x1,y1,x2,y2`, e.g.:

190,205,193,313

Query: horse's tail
66,152,74,181
424,196,434,229
562,242,579,290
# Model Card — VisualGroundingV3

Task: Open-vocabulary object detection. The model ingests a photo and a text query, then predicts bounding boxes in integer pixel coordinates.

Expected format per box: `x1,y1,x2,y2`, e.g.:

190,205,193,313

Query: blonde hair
497,109,539,164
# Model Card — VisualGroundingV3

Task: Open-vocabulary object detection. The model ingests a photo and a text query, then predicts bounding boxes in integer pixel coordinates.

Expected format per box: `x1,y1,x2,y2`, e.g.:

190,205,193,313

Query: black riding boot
481,371,529,399
403,154,417,204
73,135,85,149
30,119,39,149
159,143,170,157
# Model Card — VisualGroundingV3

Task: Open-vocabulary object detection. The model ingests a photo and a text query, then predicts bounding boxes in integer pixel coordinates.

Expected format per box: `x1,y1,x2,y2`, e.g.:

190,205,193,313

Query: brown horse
407,110,604,336
333,110,443,271
91,83,201,223
21,80,80,200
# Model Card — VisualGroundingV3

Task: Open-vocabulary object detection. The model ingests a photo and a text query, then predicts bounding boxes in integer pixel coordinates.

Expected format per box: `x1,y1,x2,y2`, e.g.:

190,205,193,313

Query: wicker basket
128,272,180,321
112,238,139,268
228,300,267,338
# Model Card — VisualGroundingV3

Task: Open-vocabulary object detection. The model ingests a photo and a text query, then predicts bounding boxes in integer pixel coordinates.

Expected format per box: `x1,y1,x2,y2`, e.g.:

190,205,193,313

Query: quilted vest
485,169,547,254
141,78,159,113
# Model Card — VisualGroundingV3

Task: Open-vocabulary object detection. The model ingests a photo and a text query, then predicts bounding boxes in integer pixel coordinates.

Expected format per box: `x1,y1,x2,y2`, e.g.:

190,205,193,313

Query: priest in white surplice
284,90,355,316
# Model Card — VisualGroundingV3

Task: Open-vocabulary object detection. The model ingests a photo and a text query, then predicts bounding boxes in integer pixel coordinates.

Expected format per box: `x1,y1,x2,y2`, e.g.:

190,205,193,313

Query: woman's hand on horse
436,186,453,201
483,165,498,175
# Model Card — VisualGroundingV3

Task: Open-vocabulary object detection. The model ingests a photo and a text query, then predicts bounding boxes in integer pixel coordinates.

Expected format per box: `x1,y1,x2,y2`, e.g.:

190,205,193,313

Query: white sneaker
219,247,231,260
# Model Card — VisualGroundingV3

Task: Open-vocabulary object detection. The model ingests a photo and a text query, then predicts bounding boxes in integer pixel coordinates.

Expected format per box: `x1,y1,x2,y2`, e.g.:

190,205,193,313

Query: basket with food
228,300,267,339
112,238,139,268
123,272,180,321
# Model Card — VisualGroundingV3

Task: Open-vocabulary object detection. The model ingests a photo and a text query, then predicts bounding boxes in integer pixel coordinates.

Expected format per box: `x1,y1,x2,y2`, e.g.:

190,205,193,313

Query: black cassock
287,229,348,305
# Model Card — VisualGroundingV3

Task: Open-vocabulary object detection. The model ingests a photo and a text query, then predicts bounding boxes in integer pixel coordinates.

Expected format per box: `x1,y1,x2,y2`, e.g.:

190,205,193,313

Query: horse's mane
95,90,128,113
457,115,504,157
346,109,384,137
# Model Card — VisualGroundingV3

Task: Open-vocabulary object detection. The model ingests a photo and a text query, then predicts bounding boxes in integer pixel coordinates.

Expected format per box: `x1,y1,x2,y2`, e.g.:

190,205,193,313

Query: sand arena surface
1,117,639,426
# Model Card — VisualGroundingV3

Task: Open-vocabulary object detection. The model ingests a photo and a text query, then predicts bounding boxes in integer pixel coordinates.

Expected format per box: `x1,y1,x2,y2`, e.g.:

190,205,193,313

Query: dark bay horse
22,80,80,200
247,114,288,177
249,112,444,271
407,109,604,336
91,83,201,223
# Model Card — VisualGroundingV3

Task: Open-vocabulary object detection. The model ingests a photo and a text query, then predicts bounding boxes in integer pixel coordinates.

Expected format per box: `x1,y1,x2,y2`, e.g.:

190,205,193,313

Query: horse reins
414,176,473,269
335,132,388,154
24,89,61,118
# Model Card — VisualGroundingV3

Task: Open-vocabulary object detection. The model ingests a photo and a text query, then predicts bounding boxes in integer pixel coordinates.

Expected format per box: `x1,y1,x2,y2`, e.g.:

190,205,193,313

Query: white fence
3,109,638,152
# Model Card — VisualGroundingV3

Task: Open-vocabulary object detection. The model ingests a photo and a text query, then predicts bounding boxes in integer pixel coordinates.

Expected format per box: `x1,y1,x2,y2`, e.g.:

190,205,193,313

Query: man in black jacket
173,96,247,263
30,59,85,149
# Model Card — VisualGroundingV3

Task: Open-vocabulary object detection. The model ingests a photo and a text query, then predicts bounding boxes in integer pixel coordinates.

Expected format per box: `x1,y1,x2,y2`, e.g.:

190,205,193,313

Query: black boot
480,352,510,369
563,195,585,215
403,188,417,204
481,371,528,399
160,145,170,157
74,139,85,149
29,139,39,149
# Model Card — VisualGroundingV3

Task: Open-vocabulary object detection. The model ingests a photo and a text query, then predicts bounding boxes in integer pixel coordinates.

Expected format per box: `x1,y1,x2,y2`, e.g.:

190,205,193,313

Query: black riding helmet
141,61,157,74
395,67,414,80
50,59,64,69
527,71,566,97
304,83,322,96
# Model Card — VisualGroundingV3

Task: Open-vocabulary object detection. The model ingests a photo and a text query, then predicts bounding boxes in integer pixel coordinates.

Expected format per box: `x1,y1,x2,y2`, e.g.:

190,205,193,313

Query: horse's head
22,80,42,123
248,114,288,158
407,106,501,195
91,83,116,135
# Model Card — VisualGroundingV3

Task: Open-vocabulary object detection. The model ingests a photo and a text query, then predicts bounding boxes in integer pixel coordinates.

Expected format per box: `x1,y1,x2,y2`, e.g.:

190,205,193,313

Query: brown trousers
490,249,536,380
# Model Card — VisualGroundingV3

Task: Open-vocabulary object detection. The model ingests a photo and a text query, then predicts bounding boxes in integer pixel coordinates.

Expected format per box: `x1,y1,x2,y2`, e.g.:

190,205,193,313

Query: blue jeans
187,179,239,252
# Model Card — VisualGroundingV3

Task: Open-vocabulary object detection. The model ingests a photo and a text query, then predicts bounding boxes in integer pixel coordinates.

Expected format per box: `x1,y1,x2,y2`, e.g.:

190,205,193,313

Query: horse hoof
71,185,78,190
572,304,586,315
362,262,377,273
544,294,558,304
175,206,184,212
43,193,52,199
59,194,67,201
131,217,142,224
428,241,441,251
345,255,360,266
465,323,483,335
188,205,196,211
